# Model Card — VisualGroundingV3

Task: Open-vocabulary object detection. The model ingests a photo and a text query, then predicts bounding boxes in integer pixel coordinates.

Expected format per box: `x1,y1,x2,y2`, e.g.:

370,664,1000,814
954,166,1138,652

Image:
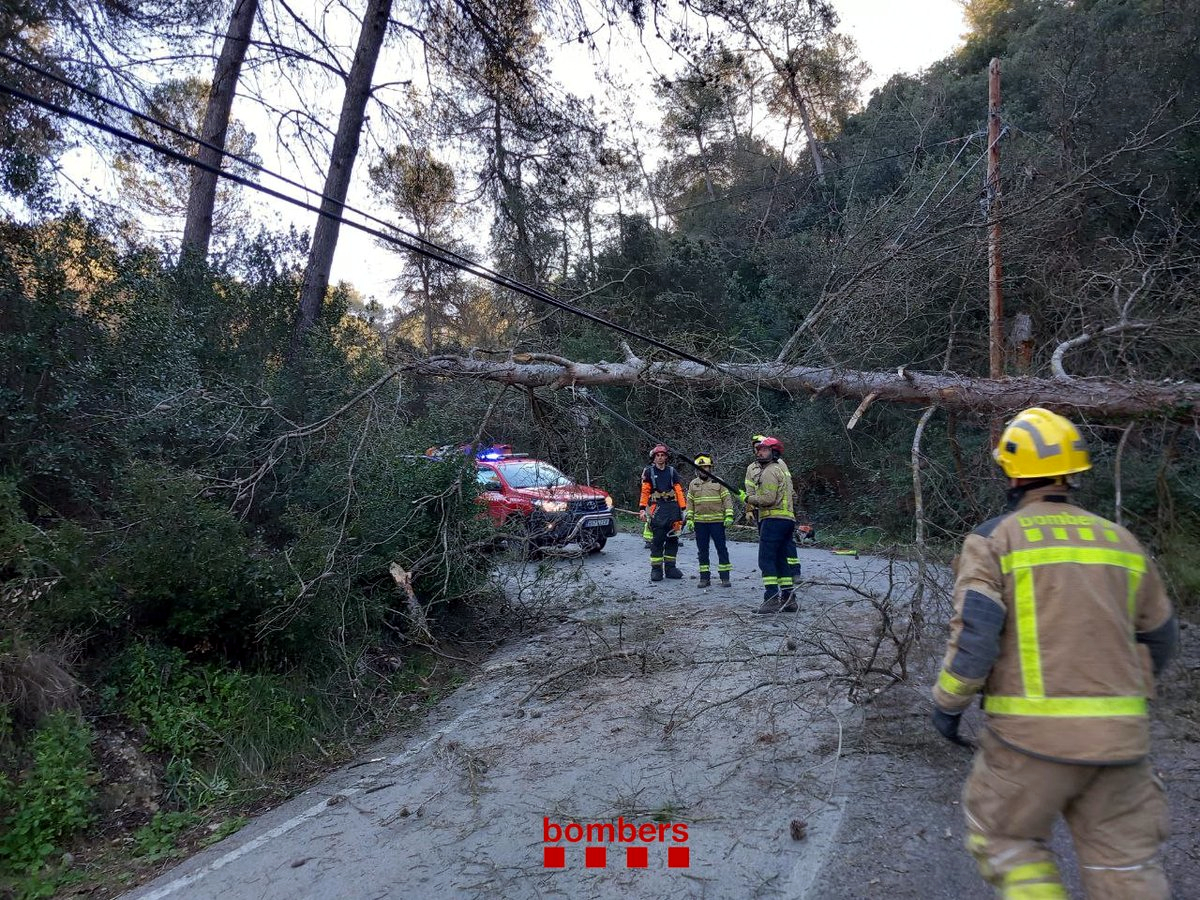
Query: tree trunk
790,88,826,182
181,0,258,260
290,0,393,359
407,352,1200,421
695,127,716,200
419,254,434,355
492,102,538,286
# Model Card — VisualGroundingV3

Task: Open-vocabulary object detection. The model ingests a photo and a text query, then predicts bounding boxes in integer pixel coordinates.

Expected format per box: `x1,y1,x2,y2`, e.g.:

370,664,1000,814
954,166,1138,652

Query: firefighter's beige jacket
933,485,1175,764
743,459,794,521
686,477,733,523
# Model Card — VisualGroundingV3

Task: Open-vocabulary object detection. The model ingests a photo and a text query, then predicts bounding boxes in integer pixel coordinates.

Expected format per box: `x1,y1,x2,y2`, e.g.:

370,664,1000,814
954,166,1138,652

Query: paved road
124,533,1197,900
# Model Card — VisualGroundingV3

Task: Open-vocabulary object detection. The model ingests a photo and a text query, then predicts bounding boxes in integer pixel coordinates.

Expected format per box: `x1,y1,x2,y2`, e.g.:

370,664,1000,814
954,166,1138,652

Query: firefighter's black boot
780,590,798,613
755,591,785,614
698,575,711,588
665,561,683,579
650,564,664,582
719,574,732,588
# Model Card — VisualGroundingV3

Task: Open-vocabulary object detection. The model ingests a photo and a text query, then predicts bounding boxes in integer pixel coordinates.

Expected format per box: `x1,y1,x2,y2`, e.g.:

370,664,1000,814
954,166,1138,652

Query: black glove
932,708,973,749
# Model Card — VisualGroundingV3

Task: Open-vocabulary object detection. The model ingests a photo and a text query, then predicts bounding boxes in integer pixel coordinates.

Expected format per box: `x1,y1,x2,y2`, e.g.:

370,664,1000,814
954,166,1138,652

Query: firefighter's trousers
648,522,680,571
693,522,730,580
757,517,799,601
963,731,1170,900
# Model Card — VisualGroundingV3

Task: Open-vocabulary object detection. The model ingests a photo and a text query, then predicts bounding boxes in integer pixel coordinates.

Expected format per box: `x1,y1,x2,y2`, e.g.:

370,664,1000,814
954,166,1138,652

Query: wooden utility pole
987,58,1004,380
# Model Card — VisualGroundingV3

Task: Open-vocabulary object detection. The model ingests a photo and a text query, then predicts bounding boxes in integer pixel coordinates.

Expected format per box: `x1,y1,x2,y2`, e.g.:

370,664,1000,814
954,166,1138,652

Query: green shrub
132,810,203,862
0,711,97,885
1160,526,1200,612
103,643,309,807
41,464,286,659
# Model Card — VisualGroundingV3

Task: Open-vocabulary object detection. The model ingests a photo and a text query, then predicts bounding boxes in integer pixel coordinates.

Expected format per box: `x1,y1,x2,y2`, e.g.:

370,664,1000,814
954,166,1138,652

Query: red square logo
585,846,607,868
668,846,690,868
543,846,565,868
626,846,648,868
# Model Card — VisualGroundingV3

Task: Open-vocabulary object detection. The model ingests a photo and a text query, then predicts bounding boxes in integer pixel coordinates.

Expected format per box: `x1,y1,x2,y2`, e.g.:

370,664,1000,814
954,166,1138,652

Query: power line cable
0,51,735,375
0,70,730,373
890,128,983,245
0,56,997,388
0,49,567,301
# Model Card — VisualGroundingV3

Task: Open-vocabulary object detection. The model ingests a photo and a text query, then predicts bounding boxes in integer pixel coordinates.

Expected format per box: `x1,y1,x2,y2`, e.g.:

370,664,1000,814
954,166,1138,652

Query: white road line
132,705,478,899
135,788,364,900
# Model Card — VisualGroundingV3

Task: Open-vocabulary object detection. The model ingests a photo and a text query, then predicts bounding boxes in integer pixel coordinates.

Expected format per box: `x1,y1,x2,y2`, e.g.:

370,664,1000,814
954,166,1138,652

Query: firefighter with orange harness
639,445,687,582
932,408,1178,899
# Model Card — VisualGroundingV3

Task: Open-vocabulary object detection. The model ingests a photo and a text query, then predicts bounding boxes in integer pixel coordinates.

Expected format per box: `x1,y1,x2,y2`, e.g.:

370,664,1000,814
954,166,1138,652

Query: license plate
587,518,612,528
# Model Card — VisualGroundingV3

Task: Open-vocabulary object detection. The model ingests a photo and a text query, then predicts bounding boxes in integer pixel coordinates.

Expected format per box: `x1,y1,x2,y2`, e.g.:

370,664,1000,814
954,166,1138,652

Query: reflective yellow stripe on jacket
986,546,1149,719
687,479,732,523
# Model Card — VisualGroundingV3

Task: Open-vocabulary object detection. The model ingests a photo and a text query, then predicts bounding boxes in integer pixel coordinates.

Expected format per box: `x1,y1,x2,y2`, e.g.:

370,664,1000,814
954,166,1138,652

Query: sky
834,0,966,95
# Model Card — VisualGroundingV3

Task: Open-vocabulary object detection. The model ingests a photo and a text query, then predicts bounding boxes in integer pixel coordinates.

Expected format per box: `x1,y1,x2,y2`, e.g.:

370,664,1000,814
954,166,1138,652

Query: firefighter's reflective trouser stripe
694,522,730,580
649,522,679,571
985,547,1149,718
963,732,1170,900
758,518,798,601
780,554,800,592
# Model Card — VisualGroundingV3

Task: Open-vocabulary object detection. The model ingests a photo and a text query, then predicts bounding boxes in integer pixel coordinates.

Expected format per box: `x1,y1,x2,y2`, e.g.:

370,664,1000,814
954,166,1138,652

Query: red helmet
650,444,670,459
758,436,783,454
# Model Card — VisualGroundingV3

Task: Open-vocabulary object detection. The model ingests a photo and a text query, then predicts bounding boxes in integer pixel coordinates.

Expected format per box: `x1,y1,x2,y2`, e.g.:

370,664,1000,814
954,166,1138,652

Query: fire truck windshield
494,460,573,489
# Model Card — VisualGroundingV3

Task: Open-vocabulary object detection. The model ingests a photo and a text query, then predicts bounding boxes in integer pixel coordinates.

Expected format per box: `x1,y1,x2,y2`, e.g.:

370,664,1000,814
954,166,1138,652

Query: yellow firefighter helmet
993,408,1092,479
694,454,713,467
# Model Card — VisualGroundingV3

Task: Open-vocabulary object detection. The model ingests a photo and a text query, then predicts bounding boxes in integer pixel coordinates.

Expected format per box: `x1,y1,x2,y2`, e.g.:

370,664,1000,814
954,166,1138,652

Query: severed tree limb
1051,321,1154,380
404,354,1200,421
911,406,938,633
1113,423,1136,527
846,391,879,431
390,562,433,642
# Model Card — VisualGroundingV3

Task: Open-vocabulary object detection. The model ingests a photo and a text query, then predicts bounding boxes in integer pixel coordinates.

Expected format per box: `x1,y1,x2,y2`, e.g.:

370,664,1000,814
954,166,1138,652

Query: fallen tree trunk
405,353,1200,421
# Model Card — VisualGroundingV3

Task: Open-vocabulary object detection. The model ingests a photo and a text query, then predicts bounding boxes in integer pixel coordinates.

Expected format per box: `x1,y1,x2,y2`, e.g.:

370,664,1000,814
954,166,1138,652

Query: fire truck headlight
536,500,568,513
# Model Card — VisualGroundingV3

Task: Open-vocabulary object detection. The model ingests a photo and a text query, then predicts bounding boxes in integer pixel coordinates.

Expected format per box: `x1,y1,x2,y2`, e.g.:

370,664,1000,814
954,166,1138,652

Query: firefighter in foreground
742,437,799,613
932,407,1178,899
745,434,792,529
639,445,687,581
686,454,733,587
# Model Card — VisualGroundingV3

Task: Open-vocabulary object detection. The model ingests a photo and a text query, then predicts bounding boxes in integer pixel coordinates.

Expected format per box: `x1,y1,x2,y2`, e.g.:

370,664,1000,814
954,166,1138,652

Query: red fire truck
429,445,616,553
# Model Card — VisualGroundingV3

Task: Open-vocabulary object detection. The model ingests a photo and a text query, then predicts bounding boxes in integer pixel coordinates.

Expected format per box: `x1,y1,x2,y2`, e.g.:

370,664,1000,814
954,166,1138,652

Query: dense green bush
0,711,97,891
102,643,309,806
38,466,284,656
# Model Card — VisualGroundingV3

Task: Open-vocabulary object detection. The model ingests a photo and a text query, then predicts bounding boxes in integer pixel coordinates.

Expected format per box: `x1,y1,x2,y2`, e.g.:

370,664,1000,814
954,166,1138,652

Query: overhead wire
0,50,572,307
0,62,728,372
1,54,1000,395
889,128,983,246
